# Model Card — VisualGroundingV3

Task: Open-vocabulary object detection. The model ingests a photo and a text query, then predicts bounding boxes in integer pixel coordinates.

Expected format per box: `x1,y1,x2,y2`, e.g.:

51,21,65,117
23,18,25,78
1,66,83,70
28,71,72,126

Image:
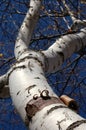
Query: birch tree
0,0,86,130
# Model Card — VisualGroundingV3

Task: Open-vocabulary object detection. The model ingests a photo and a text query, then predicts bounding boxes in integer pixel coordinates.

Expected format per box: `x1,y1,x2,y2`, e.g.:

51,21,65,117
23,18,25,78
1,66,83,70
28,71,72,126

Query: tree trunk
8,49,86,130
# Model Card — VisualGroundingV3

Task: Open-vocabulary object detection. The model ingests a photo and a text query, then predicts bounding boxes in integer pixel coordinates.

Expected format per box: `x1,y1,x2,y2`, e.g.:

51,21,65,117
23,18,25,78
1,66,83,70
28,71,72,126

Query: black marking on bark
47,105,67,115
34,57,43,67
18,51,21,54
57,119,66,130
66,120,86,130
25,23,29,28
25,85,36,94
28,61,34,71
31,8,33,12
17,91,20,95
16,45,20,48
16,49,28,59
40,72,44,76
8,55,44,79
44,56,49,72
16,56,44,69
29,6,33,8
41,121,44,127
33,94,39,100
58,52,64,62
63,42,66,44
26,95,29,98
52,49,56,56
39,51,45,57
29,13,32,17
58,45,62,48
34,77,40,79
29,53,33,56
40,90,50,100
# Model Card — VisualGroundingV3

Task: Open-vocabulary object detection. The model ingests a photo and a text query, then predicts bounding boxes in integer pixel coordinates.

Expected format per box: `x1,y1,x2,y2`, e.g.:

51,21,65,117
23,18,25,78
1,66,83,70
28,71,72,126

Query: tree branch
42,27,86,73
15,0,42,59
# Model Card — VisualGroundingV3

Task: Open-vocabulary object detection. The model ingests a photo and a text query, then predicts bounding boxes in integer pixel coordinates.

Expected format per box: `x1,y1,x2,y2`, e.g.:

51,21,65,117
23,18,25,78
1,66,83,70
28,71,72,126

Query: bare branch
62,0,86,31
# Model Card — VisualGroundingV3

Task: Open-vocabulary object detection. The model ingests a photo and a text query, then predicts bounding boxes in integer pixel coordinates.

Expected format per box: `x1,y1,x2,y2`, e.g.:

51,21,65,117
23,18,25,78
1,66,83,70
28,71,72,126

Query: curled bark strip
25,97,64,121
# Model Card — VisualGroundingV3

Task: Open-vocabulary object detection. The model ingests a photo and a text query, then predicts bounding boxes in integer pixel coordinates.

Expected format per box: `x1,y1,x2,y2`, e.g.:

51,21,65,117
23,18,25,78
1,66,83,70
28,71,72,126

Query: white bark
0,0,86,130
7,50,86,130
8,50,57,122
29,104,86,130
15,0,41,59
42,27,86,73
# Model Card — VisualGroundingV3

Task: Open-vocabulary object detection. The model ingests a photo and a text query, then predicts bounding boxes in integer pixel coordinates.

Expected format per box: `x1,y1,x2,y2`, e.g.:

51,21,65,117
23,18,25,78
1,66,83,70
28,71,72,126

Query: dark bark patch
58,52,64,62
